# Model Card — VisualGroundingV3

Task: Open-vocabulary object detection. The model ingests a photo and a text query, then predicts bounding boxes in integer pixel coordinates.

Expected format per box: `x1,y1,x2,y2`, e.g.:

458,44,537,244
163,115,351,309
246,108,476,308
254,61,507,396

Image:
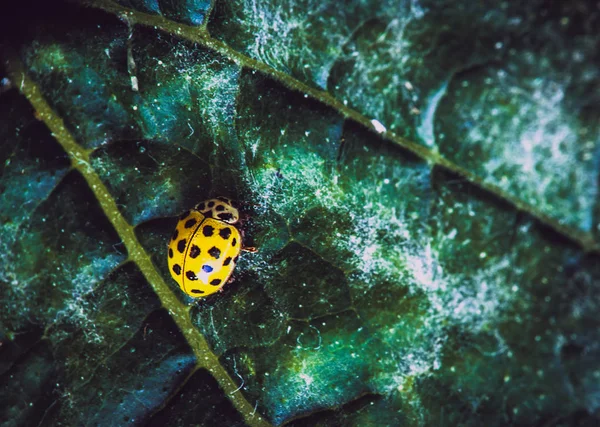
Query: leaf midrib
80,0,597,254
4,55,272,427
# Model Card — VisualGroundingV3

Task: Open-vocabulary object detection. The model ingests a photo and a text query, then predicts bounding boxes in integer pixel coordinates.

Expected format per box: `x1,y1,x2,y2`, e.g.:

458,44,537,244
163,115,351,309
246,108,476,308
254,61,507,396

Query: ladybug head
195,197,239,224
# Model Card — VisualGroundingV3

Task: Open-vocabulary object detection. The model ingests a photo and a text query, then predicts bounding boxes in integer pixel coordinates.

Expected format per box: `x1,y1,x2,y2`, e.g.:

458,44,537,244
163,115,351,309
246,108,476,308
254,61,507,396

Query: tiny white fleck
371,119,386,133
130,76,139,92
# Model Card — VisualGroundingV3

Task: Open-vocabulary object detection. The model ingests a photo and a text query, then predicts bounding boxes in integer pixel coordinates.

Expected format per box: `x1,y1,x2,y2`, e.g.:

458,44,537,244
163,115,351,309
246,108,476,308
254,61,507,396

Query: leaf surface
1,1,599,426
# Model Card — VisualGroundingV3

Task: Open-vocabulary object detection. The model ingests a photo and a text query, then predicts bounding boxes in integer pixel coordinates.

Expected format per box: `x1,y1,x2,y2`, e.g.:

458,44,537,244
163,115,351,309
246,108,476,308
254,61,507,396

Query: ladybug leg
239,224,258,253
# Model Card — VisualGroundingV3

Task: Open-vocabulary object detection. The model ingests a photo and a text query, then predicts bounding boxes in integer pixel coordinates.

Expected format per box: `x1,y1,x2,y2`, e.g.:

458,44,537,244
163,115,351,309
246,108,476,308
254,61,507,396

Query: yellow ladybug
167,197,253,298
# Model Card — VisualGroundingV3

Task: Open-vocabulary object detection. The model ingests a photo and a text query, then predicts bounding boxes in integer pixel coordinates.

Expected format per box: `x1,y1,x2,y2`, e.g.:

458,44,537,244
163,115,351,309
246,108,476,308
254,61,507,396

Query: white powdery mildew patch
249,145,345,219
405,242,519,330
343,205,412,294
332,1,426,133
337,21,414,124
236,0,427,111
0,245,35,329
470,72,598,230
330,192,519,397
243,128,520,404
187,61,240,139
140,49,239,144
236,0,355,88
134,176,176,224
67,253,122,297
52,252,124,344
0,169,66,228
369,238,519,400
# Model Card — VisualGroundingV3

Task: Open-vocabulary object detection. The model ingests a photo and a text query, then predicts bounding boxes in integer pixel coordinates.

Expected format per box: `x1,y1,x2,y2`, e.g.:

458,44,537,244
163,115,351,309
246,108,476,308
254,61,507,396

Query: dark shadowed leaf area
0,0,599,426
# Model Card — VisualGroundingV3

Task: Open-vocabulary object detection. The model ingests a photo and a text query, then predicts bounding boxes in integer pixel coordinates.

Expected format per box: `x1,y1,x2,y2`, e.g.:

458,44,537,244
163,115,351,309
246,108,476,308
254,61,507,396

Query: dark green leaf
1,0,599,426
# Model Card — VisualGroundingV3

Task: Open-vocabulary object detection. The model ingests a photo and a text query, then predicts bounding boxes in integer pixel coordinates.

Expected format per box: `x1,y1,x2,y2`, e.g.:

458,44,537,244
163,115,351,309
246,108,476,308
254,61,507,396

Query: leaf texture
0,0,599,426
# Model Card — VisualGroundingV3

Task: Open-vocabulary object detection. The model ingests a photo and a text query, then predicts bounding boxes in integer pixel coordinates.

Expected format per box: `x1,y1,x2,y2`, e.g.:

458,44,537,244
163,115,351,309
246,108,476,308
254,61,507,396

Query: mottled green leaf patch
114,0,212,26
436,58,599,232
290,206,356,273
192,274,286,355
43,309,196,425
414,185,600,423
335,122,432,298
0,325,43,377
148,368,248,426
0,341,56,427
287,395,405,427
0,88,70,239
267,242,351,319
132,28,242,156
221,311,373,425
1,263,168,424
209,0,360,91
47,262,162,389
235,69,344,209
207,0,600,232
21,8,138,149
489,222,600,423
90,140,212,225
2,0,599,425
2,171,125,335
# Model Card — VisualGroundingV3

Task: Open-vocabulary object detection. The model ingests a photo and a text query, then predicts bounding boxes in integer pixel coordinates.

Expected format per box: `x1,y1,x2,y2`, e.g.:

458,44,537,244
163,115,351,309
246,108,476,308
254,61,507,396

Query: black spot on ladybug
189,245,201,259
172,264,182,275
184,218,197,228
233,256,239,264
210,279,221,286
202,264,213,272
223,257,232,266
179,210,190,220
203,225,214,237
168,248,173,258
216,205,225,211
216,196,230,203
208,201,215,208
219,228,232,240
231,238,237,247
204,210,213,218
208,246,221,259
186,271,198,281
197,202,205,211
218,213,234,221
190,289,205,294
171,229,179,241
177,239,187,253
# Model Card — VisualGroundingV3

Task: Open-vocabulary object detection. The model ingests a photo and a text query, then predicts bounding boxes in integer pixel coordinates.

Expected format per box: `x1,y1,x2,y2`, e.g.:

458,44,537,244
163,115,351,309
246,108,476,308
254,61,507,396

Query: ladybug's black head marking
195,198,240,224
218,213,234,222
